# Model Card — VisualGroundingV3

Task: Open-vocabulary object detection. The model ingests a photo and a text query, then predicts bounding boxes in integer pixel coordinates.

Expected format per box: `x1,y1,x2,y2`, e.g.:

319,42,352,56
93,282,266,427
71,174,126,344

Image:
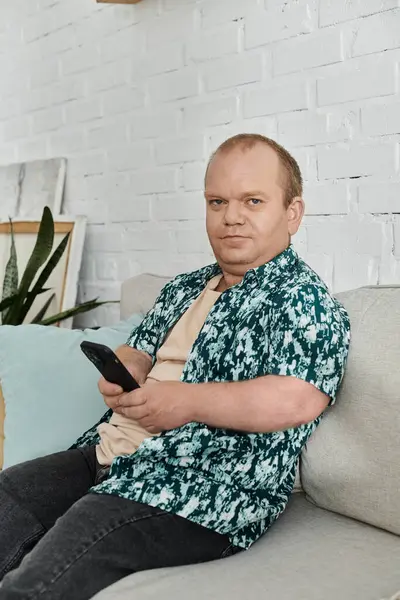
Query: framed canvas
0,216,87,329
0,158,66,220
96,0,143,4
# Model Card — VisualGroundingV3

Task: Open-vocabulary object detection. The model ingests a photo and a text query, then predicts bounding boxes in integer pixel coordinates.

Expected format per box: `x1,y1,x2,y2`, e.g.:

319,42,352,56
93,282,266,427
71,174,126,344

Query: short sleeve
126,280,173,362
70,280,175,450
266,285,351,405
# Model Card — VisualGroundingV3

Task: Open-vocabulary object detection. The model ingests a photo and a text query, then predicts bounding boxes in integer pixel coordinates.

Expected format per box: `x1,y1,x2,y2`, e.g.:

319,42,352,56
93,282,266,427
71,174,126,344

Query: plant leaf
37,299,117,327
18,232,71,324
31,293,56,324
1,218,19,322
4,207,55,325
0,293,18,314
27,288,51,299
0,287,51,323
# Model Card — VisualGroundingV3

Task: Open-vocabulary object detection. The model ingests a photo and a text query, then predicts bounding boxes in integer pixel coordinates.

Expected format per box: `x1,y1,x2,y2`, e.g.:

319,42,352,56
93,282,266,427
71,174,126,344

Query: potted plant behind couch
0,206,108,327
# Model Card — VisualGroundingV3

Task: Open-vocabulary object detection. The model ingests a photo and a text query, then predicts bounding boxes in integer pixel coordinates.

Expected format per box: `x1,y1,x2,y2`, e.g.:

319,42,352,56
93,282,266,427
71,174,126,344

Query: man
0,134,351,599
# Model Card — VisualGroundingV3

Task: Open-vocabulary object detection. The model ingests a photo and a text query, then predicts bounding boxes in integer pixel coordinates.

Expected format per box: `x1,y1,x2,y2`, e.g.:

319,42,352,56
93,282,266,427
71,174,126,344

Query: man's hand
113,381,193,433
98,344,152,412
98,378,125,412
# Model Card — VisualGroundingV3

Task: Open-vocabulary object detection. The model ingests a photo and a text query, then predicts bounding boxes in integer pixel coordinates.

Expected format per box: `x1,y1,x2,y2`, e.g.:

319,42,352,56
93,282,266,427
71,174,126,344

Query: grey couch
94,277,400,600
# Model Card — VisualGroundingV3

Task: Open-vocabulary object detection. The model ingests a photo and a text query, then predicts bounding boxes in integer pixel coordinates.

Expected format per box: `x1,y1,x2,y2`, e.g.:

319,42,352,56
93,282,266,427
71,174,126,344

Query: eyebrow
204,190,267,199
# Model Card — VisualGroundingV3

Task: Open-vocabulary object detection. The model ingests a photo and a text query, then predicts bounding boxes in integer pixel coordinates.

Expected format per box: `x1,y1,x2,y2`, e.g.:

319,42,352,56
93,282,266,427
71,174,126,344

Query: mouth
221,235,249,245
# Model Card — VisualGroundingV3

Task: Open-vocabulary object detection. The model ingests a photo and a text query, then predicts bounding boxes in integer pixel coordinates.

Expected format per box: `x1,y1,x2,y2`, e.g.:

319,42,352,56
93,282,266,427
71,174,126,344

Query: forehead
205,144,283,194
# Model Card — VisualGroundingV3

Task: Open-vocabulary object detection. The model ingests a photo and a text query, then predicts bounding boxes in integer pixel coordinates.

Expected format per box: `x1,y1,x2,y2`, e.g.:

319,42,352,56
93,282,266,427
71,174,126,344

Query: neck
216,241,292,291
218,272,243,291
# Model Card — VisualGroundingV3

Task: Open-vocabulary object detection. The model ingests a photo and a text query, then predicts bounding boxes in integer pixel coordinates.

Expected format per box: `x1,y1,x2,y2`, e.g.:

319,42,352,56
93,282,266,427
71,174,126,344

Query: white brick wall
0,0,400,327
317,141,397,180
186,23,240,63
273,29,344,75
317,56,396,106
350,9,400,56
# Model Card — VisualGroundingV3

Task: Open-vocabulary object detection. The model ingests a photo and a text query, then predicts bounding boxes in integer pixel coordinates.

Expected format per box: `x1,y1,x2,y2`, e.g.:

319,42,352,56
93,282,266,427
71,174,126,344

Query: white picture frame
0,215,87,329
0,158,67,220
53,159,67,216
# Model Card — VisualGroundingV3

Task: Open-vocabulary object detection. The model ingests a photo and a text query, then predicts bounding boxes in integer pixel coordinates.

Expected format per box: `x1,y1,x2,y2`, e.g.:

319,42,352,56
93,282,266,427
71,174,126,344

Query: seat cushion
302,286,400,536
93,494,400,600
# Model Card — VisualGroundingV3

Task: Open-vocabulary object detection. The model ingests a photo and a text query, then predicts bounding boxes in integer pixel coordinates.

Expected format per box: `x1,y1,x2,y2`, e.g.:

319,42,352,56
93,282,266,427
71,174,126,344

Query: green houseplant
0,206,111,326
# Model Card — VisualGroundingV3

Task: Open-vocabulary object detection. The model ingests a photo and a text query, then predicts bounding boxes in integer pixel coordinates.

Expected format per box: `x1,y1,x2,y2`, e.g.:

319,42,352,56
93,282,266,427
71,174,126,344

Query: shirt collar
203,244,299,291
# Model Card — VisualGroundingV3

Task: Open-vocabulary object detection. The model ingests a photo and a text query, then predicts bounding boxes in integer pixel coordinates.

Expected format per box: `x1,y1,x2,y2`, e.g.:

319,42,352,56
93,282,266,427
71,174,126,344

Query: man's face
205,144,303,276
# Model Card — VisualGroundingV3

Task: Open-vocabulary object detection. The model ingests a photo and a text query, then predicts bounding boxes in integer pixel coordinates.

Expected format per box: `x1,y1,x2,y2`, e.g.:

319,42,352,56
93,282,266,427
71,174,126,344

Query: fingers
118,390,147,408
118,403,149,421
98,377,123,397
98,377,124,411
112,389,147,416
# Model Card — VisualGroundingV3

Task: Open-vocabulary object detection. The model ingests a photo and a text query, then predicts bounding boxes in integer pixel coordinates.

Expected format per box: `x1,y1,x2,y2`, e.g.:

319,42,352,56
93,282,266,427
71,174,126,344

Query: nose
223,200,245,226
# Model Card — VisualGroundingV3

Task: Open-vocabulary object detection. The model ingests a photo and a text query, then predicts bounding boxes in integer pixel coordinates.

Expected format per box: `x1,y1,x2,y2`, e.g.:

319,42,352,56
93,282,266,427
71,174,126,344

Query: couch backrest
120,274,171,320
121,276,400,535
301,285,400,536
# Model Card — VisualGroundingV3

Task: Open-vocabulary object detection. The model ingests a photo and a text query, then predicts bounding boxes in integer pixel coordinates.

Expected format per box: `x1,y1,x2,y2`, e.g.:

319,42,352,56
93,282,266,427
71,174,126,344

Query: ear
287,197,305,236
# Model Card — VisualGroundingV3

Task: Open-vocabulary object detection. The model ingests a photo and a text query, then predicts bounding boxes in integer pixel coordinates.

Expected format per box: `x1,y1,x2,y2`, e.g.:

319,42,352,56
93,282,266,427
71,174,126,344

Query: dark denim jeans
0,446,238,600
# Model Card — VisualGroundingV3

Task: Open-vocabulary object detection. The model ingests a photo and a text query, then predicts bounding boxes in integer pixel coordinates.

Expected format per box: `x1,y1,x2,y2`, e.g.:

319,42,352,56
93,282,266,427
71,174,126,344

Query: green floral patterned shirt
71,244,351,549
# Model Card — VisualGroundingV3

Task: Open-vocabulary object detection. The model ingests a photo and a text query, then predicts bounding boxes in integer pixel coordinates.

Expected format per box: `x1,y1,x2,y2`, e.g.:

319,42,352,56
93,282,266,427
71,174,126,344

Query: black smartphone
80,341,140,393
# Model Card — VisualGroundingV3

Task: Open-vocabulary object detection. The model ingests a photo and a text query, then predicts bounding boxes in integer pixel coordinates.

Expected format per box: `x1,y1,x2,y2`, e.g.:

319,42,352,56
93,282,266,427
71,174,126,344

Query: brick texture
0,0,399,327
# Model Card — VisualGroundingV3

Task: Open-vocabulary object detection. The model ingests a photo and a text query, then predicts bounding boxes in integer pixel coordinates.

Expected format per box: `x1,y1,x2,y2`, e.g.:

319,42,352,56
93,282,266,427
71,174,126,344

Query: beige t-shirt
96,274,223,466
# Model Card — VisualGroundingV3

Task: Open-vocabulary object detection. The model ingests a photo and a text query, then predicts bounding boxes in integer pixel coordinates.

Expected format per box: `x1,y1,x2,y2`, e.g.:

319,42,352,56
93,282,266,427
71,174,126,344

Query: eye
248,198,262,205
209,199,224,206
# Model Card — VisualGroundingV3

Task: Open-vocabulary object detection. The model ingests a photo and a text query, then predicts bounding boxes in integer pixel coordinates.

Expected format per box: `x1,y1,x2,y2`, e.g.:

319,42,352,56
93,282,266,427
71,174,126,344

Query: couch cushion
0,314,142,469
301,286,400,535
93,493,400,600
0,385,4,469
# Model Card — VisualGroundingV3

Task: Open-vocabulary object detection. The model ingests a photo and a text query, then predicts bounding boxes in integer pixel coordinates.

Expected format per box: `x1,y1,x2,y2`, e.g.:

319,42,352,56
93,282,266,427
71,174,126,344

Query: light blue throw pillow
0,314,143,469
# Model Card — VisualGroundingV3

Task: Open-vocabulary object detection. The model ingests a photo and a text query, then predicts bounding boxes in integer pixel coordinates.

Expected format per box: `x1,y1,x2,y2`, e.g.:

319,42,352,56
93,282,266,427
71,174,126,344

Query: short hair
205,133,303,208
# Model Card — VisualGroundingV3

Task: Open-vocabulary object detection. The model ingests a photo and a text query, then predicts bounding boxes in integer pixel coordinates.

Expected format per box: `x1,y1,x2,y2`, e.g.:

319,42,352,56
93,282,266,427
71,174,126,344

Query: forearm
116,344,152,385
188,376,315,433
